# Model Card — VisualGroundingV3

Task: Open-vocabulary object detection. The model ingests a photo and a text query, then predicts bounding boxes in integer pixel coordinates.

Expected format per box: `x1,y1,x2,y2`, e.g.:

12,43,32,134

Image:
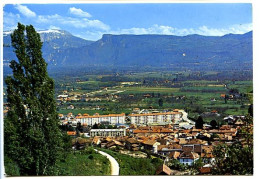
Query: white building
128,111,182,126
76,113,126,126
90,128,126,137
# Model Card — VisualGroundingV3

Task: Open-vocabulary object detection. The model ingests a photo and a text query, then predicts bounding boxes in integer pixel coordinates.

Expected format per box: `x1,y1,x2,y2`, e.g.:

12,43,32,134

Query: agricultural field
53,70,253,124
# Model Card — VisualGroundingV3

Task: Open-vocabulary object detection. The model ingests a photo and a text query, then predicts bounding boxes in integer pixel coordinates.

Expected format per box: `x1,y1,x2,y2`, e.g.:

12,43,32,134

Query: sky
3,3,252,41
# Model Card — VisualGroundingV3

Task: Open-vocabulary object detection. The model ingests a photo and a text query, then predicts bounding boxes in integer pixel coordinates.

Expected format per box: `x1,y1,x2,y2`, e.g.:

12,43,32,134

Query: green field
120,86,180,93
55,71,253,121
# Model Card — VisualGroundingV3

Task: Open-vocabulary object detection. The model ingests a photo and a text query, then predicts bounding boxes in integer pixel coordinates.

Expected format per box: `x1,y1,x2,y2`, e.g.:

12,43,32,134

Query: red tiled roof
127,138,139,144
169,151,181,159
76,113,125,119
179,151,199,159
156,164,172,175
67,131,76,136
201,153,214,158
200,167,211,174
129,111,181,117
142,140,157,146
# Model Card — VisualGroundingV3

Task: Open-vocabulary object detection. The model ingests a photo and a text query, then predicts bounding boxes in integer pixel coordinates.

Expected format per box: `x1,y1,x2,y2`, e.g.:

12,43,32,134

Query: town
59,107,252,175
3,69,253,175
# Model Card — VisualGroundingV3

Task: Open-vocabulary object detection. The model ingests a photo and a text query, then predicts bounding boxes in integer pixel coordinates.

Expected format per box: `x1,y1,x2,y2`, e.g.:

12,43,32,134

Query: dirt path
94,149,119,175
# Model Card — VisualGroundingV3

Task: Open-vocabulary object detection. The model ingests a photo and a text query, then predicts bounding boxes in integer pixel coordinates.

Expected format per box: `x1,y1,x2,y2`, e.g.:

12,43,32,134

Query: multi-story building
76,113,126,126
128,111,182,126
90,128,126,137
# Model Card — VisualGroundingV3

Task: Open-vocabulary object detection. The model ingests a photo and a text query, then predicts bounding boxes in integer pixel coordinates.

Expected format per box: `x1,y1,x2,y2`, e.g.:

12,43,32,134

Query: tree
168,159,187,171
4,23,63,175
248,104,253,117
212,115,253,175
158,98,163,107
92,123,99,129
212,142,253,175
195,116,204,129
210,119,218,129
224,94,228,104
76,122,83,133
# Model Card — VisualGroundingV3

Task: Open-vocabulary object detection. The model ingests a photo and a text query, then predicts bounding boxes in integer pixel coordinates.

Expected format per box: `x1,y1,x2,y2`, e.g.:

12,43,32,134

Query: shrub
88,155,94,160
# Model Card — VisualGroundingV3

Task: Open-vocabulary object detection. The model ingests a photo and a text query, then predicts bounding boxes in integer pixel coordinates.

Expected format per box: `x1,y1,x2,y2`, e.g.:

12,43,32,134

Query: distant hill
3,30,252,72
3,29,93,67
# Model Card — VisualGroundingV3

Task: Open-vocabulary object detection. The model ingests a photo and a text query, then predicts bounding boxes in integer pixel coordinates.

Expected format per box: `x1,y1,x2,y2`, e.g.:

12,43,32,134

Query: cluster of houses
68,121,245,175
57,94,112,103
60,107,248,175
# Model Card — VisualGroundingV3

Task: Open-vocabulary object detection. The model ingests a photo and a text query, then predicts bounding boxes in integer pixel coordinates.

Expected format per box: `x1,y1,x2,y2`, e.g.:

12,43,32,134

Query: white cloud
75,23,252,41
79,31,105,41
14,4,36,17
69,7,92,18
3,12,21,30
49,25,60,30
36,14,110,31
110,23,252,37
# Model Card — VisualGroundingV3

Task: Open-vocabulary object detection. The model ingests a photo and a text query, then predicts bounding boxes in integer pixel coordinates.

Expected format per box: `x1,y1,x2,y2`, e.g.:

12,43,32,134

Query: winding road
94,149,120,175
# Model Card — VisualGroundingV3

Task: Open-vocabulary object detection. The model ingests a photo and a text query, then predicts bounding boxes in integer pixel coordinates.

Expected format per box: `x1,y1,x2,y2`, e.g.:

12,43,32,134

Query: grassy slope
58,151,110,176
96,148,163,175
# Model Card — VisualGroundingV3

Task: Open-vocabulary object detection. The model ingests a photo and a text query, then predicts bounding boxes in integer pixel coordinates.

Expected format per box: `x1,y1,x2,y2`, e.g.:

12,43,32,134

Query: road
94,149,120,175
179,110,195,125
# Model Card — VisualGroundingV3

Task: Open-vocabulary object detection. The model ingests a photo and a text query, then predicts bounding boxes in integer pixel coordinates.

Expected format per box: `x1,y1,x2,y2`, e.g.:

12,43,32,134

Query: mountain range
3,29,252,72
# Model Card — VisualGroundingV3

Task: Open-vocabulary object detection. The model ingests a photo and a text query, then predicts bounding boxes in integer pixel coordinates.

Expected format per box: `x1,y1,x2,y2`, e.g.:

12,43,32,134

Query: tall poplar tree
4,23,63,175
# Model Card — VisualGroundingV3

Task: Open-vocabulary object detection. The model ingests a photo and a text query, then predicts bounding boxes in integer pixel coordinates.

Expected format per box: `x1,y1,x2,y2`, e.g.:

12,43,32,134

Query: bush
82,147,96,155
88,155,94,160
168,159,187,171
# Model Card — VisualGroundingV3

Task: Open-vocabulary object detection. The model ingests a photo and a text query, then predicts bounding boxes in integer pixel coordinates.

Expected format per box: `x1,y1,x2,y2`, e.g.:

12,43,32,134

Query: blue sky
4,3,252,40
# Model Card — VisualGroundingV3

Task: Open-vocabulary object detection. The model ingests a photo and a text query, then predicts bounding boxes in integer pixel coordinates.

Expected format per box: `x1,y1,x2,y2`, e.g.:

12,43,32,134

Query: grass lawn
58,150,110,176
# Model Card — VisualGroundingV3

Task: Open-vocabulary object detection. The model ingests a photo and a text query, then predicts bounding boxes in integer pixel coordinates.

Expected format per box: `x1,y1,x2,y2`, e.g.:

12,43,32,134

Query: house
72,137,88,150
67,131,76,136
157,144,182,156
100,137,113,148
113,140,125,149
57,94,68,101
90,129,126,137
201,153,215,164
156,164,173,175
58,113,64,119
141,140,160,154
92,136,101,146
76,113,126,125
179,138,188,145
181,139,207,154
129,111,182,126
168,151,181,160
220,94,226,98
105,141,117,149
202,145,213,154
223,116,235,124
178,151,199,166
157,138,168,145
67,105,75,109
133,108,140,113
125,138,140,151
199,164,212,174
